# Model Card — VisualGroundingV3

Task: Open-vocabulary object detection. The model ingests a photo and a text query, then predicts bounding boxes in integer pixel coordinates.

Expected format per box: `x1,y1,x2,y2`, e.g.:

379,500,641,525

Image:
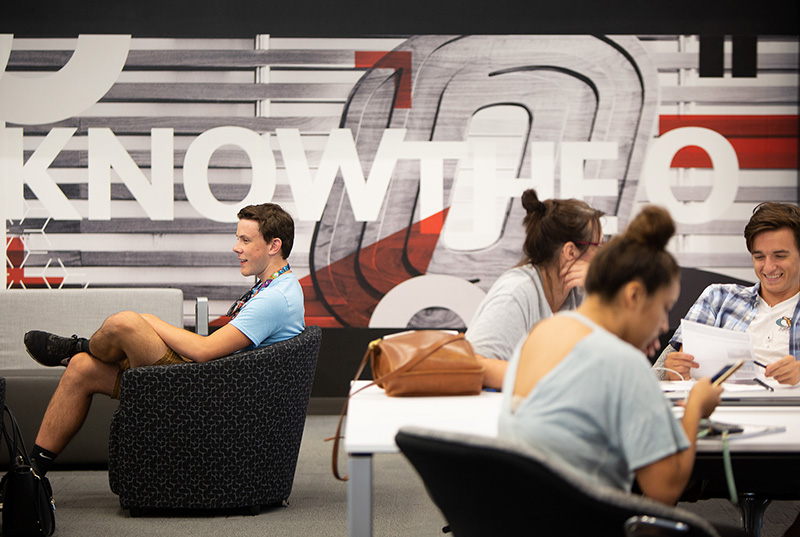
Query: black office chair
396,427,748,537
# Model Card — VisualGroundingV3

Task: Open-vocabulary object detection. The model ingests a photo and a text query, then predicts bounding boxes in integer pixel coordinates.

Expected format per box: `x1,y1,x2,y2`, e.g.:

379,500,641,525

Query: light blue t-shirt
499,311,689,492
230,272,305,350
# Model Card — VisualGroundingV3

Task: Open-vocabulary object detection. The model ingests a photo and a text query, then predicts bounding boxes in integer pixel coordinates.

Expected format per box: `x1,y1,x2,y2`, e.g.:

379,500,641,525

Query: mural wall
2,34,798,334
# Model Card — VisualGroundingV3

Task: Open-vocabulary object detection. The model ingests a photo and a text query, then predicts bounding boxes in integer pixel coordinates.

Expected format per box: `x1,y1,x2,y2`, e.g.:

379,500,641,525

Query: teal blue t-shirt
230,272,305,350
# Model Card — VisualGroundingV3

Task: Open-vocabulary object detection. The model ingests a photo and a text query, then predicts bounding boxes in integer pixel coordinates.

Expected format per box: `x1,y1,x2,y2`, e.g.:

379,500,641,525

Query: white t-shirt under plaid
748,292,798,363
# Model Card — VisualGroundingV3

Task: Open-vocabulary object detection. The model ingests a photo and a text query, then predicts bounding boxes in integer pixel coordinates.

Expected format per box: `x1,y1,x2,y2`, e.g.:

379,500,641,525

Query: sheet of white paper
681,319,757,380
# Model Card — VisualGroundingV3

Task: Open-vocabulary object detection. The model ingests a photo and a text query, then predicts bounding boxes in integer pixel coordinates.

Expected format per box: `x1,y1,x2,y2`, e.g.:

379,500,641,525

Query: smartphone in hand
711,359,745,386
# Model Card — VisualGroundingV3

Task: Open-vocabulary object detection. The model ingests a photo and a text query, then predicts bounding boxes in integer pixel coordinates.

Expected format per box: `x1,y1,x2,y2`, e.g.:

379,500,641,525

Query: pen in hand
753,360,768,369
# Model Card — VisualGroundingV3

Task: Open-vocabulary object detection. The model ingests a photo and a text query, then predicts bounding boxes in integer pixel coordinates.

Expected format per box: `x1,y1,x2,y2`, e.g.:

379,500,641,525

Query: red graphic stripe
660,115,798,137
659,115,798,169
355,51,412,109
670,138,798,169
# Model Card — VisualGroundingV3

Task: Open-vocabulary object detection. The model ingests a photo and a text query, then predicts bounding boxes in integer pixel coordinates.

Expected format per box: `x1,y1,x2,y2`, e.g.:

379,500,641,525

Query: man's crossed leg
25,311,182,475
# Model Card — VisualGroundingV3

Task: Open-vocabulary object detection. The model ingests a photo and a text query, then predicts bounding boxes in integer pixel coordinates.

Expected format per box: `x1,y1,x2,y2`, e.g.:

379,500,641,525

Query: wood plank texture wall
4,35,798,327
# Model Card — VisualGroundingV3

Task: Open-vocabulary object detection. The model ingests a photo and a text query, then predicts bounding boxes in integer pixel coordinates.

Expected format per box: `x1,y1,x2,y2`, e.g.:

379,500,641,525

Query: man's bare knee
91,311,151,356
97,311,144,338
60,353,115,395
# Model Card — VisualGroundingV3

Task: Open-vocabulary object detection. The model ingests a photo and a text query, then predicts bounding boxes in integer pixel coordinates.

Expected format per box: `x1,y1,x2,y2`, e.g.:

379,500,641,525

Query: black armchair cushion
108,325,321,511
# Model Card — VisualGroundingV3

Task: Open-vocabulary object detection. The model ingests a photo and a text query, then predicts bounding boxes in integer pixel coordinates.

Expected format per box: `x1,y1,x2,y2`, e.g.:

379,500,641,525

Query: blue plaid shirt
669,282,800,358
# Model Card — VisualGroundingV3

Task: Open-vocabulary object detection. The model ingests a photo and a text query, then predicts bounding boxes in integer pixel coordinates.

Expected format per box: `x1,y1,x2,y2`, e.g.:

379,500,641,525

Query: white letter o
644,127,738,224
184,127,276,222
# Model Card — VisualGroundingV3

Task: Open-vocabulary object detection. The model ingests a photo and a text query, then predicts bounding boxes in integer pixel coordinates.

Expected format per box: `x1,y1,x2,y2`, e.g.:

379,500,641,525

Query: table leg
348,453,374,537
738,493,771,537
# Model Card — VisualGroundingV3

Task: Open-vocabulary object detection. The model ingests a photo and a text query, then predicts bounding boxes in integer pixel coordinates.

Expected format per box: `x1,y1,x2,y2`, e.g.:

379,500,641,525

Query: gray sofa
0,288,185,467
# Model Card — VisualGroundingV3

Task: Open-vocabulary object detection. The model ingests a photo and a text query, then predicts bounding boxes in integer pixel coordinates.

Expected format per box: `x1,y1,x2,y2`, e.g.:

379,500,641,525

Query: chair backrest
250,324,322,424
395,427,720,537
234,324,323,496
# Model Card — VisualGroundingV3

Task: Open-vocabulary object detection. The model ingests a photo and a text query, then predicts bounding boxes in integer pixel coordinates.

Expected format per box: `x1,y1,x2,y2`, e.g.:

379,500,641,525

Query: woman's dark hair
237,203,295,259
520,189,605,267
585,205,680,301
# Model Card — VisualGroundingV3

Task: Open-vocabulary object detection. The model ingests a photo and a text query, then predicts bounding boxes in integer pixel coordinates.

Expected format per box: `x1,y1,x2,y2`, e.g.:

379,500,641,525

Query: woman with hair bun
499,206,727,510
466,189,605,388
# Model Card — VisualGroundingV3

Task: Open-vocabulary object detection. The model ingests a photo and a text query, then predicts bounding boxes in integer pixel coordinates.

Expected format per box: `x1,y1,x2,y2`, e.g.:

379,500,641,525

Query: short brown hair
237,203,295,259
586,206,680,301
519,189,605,267
744,202,800,253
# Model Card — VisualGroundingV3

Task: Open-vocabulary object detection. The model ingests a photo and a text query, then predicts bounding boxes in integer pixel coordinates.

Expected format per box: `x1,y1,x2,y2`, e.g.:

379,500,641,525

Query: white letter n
88,128,174,220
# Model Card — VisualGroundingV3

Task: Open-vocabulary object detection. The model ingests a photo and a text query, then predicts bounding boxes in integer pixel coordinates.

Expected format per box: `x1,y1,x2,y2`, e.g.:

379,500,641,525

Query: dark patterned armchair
107,325,321,515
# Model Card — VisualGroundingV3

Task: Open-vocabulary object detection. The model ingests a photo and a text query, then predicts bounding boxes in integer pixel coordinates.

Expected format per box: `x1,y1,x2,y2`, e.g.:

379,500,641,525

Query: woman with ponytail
466,189,604,388
499,206,727,509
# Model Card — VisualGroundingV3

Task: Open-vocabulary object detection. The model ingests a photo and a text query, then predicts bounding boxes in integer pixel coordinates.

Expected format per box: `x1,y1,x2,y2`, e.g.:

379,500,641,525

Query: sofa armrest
195,296,209,336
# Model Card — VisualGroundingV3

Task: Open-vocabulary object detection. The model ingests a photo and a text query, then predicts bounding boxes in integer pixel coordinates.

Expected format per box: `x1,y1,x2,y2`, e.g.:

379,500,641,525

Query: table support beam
348,454,373,537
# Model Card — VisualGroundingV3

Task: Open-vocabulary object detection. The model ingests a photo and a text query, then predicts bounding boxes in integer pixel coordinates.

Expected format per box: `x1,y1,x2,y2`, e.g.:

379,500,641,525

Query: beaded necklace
226,263,291,319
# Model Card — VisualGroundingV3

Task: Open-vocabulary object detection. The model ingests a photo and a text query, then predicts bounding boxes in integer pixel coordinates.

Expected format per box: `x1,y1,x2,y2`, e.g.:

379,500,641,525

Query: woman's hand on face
560,258,590,292
643,337,661,358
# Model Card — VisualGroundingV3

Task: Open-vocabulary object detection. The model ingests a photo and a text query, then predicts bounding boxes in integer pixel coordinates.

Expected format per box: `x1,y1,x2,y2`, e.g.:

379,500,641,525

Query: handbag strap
2,404,29,464
328,332,468,481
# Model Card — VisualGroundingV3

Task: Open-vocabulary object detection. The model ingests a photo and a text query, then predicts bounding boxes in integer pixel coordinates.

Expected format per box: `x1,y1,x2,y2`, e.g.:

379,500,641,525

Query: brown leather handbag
366,330,485,397
330,330,485,480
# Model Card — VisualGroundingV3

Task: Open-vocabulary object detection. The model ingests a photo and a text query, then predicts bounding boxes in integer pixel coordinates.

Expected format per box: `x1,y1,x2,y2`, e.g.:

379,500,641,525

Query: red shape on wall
5,237,64,288
355,51,412,109
669,139,797,169
358,208,448,295
300,210,446,327
660,115,798,169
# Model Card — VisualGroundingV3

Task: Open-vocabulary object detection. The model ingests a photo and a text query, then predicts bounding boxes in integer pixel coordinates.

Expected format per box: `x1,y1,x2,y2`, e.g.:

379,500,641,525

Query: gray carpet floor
41,415,800,536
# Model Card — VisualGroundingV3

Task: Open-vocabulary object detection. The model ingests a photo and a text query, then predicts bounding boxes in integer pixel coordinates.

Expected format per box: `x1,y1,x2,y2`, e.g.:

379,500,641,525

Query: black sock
75,337,92,356
30,444,58,476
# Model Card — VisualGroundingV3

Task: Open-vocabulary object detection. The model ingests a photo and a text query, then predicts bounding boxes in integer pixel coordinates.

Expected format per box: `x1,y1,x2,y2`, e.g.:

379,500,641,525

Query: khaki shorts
111,347,191,399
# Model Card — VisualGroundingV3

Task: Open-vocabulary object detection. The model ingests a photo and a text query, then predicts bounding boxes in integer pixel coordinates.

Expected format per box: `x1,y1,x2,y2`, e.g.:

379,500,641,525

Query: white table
662,380,800,406
695,406,800,452
343,382,502,537
343,381,800,537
